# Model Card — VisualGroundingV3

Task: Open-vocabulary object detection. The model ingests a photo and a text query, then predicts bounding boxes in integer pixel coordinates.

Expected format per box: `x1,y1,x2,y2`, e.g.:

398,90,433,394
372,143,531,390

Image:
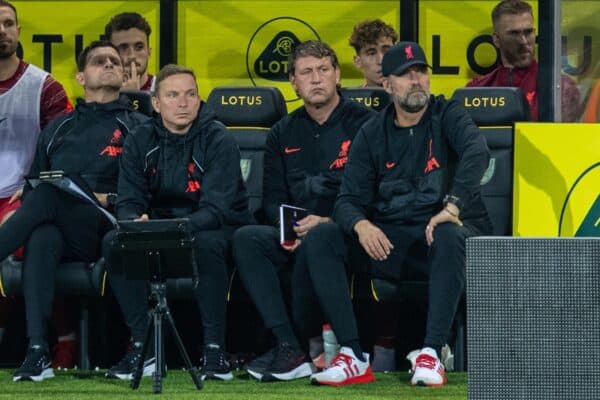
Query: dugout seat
340,86,391,112
165,86,287,300
121,90,154,116
367,87,529,372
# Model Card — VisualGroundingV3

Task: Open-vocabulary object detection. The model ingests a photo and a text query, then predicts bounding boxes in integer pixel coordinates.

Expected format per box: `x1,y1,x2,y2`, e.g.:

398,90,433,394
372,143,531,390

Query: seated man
103,64,252,381
349,19,397,88
0,40,149,382
309,41,492,387
232,40,375,383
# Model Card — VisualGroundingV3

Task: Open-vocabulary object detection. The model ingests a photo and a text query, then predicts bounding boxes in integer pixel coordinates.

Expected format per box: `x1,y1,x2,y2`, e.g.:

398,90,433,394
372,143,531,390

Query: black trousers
103,228,231,348
306,219,489,350
0,183,112,346
233,225,361,349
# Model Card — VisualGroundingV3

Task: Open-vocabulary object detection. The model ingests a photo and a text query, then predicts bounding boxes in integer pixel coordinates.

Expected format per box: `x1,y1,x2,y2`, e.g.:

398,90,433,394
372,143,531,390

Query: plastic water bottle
322,324,340,367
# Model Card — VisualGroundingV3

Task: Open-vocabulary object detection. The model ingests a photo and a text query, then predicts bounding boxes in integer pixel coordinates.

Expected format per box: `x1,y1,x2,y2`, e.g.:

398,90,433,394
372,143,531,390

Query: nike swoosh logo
385,162,395,169
284,147,302,154
0,117,7,125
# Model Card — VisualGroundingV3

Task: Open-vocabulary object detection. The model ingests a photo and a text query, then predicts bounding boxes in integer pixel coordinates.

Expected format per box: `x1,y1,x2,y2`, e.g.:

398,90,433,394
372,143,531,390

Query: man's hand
135,213,149,222
425,204,463,246
293,215,330,238
354,219,394,261
8,188,23,204
122,61,141,91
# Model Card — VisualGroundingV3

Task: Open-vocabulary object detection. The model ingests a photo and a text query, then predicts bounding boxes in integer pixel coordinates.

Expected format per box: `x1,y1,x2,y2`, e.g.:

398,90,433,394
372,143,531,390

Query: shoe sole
246,369,263,380
411,378,447,387
262,362,314,382
202,371,234,381
13,368,55,382
106,362,156,381
310,372,375,387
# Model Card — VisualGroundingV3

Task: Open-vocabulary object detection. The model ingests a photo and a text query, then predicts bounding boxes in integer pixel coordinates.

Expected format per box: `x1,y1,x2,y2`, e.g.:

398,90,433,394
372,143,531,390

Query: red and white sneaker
310,347,375,387
410,347,447,387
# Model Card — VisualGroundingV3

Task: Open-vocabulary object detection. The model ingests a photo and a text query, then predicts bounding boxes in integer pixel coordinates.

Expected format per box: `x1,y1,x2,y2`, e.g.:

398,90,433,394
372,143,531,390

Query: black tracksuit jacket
263,96,375,225
334,95,491,234
117,103,252,231
28,95,149,194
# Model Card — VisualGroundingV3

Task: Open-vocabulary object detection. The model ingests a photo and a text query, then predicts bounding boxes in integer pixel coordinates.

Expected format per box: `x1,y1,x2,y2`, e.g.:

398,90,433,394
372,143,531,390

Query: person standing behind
0,0,74,367
0,40,148,382
103,64,252,382
105,12,154,92
233,40,375,383
349,19,398,88
467,0,580,121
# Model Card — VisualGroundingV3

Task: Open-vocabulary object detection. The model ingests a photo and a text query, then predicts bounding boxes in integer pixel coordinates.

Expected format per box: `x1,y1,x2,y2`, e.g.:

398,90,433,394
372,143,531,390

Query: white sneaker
407,344,454,372
410,347,447,387
310,347,375,387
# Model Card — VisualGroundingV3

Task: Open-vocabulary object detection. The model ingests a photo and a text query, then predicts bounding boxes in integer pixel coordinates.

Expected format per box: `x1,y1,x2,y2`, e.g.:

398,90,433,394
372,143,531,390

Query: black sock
423,344,442,359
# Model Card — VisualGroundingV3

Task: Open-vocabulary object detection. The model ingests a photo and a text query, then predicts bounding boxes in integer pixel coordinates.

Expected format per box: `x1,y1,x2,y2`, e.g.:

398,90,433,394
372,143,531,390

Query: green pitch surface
0,370,467,399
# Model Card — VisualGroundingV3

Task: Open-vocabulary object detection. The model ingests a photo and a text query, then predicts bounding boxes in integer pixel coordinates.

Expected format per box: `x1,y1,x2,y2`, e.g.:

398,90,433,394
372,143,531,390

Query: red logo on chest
329,139,352,170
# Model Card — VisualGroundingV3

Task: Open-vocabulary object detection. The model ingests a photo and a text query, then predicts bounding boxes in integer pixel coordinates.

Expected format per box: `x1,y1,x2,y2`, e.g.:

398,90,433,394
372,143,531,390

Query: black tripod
115,218,203,394
130,281,203,393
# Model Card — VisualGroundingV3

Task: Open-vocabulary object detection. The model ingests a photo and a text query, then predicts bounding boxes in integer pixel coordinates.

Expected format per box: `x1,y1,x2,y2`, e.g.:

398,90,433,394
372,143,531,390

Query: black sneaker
261,342,315,382
13,346,54,382
244,347,277,380
200,344,233,381
106,344,156,380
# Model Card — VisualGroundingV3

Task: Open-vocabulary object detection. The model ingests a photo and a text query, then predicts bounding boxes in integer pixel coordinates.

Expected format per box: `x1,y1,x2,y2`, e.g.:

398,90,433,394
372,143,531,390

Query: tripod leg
153,307,163,394
131,316,154,390
165,308,203,390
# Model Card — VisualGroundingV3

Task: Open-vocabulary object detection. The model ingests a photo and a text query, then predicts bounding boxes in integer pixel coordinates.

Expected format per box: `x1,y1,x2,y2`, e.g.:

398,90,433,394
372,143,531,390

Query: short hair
492,0,533,29
104,12,151,40
288,40,339,76
154,64,197,96
349,19,398,53
77,40,120,72
0,0,17,24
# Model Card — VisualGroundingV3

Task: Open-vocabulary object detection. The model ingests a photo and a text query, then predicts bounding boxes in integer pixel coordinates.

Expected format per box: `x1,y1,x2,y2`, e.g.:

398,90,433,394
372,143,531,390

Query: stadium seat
451,86,529,235
367,87,530,372
340,86,391,112
207,86,287,220
121,90,154,116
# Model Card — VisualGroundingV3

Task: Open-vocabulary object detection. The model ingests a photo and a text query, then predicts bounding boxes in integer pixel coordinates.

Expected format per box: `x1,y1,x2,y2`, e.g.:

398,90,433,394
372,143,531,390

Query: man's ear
492,32,501,49
75,71,85,86
382,77,392,94
151,95,160,113
353,54,363,70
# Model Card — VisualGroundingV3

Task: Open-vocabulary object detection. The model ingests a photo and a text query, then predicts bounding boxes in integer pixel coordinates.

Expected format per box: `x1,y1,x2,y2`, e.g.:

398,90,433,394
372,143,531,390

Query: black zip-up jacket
334,95,491,234
28,95,149,194
263,96,375,225
117,103,252,231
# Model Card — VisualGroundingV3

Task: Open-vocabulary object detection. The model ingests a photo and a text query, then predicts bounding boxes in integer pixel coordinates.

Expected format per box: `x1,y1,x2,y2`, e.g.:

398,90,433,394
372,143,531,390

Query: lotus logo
246,17,320,103
253,31,301,81
558,162,600,237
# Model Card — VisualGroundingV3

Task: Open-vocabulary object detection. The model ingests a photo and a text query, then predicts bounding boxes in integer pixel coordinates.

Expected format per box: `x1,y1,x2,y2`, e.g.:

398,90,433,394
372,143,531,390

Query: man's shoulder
466,66,501,87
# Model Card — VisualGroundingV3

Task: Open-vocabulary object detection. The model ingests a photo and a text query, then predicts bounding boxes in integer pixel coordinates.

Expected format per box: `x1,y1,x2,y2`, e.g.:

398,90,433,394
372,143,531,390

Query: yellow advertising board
514,123,600,237
177,0,399,108
13,0,159,101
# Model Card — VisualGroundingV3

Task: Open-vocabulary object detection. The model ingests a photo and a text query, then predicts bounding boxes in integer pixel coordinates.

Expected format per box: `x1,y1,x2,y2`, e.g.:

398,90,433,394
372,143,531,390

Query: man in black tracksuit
0,41,149,382
232,41,375,383
309,42,492,387
103,64,251,381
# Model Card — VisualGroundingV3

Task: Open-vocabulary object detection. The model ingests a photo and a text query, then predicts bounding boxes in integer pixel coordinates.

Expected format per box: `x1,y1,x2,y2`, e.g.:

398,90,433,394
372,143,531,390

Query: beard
396,89,429,113
0,42,17,59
